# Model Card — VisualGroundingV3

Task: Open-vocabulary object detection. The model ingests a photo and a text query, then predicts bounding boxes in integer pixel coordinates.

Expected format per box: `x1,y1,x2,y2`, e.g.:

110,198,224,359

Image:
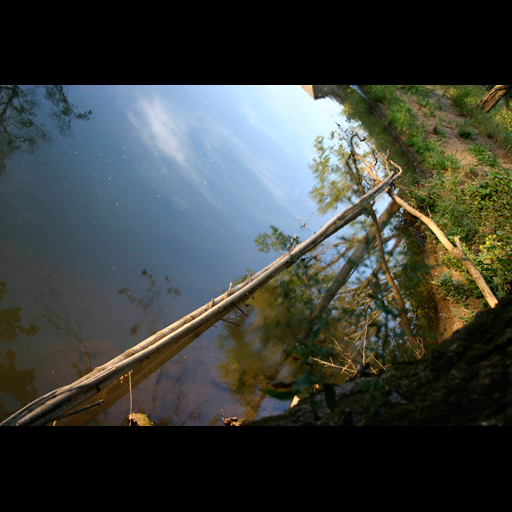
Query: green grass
457,120,476,140
468,142,501,168
365,84,512,301
365,85,461,173
410,165,512,299
443,85,512,151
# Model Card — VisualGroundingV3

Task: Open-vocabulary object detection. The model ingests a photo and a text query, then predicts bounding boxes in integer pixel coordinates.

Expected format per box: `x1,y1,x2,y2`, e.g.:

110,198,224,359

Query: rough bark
476,85,512,113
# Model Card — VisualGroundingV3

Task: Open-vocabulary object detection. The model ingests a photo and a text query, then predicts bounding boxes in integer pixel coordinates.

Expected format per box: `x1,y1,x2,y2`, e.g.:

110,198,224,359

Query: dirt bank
360,85,512,340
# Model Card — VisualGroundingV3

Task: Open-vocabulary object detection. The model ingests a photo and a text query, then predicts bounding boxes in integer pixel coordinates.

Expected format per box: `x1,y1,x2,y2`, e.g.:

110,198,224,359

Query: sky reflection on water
0,85,349,424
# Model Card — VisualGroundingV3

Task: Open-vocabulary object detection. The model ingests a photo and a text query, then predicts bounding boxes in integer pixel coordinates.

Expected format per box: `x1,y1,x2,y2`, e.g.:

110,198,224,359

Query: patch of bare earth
380,86,511,340
423,237,474,340
404,87,512,173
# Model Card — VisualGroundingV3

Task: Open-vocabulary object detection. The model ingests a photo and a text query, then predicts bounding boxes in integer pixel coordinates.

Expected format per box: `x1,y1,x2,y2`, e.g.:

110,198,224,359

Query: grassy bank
362,85,512,325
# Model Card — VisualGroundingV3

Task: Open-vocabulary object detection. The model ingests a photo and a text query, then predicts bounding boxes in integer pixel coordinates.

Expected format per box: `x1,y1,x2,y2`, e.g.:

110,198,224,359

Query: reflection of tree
118,269,181,337
30,275,93,379
0,85,92,180
215,257,344,421
216,121,438,419
308,126,437,351
0,281,39,343
215,278,301,421
0,281,39,419
0,349,37,420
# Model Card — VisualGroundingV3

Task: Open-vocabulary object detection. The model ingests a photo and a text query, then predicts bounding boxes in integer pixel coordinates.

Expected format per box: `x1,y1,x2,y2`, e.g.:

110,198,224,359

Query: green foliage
449,86,476,115
402,85,431,100
496,104,512,141
254,226,298,254
434,271,473,306
411,165,512,299
321,85,511,326
365,85,398,104
366,85,460,173
250,231,344,416
222,86,512,421
388,102,417,134
472,233,512,297
445,85,512,150
457,120,476,140
307,135,359,213
420,140,460,172
468,142,501,168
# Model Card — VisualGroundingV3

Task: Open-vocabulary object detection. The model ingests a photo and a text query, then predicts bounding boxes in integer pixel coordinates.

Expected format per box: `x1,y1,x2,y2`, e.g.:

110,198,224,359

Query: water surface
0,84,353,425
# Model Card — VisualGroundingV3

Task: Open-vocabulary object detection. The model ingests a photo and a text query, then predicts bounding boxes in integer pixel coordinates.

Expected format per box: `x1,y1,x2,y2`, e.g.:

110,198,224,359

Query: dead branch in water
1,172,400,426
353,141,498,309
348,135,420,354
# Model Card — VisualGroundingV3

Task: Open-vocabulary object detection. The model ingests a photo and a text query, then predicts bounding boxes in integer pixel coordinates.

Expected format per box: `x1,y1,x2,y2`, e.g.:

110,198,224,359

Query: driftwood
391,192,498,308
1,171,400,426
351,142,498,309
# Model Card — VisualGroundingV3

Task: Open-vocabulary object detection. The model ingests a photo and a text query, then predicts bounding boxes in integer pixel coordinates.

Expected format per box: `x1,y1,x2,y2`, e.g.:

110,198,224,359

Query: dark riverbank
248,290,512,426
247,85,512,426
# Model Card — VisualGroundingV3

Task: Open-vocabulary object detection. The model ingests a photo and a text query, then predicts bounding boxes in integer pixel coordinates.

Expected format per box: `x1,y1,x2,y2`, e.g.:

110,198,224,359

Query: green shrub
472,233,512,297
468,142,501,168
365,85,398,104
457,120,476,140
450,86,476,115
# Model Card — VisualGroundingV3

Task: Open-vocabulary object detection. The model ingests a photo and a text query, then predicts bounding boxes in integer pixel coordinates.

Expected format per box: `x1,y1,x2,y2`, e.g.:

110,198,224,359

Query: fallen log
1,170,400,426
390,192,498,308
350,142,499,309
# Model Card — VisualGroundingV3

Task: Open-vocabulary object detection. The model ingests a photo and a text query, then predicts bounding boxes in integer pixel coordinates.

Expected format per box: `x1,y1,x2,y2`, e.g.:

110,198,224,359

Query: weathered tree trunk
476,85,512,113
1,172,400,426
390,192,498,308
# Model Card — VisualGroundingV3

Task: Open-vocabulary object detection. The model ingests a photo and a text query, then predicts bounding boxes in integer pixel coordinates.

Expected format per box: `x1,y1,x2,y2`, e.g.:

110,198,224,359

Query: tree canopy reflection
215,123,438,421
0,281,39,419
0,85,92,180
118,268,181,337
